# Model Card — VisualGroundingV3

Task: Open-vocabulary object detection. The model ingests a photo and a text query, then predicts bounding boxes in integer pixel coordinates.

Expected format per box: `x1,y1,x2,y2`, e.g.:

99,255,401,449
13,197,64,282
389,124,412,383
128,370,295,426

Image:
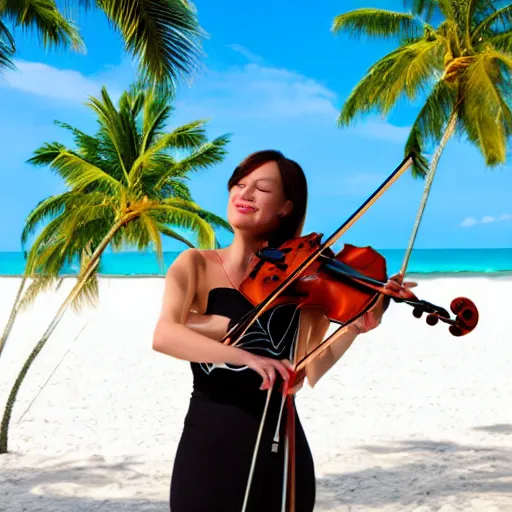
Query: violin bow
280,147,454,511
232,154,415,512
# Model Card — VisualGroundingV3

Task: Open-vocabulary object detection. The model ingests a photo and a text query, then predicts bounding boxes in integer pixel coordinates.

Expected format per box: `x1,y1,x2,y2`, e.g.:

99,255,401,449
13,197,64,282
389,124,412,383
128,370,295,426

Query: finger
267,366,277,386
258,369,269,390
389,273,404,284
280,359,293,371
273,361,290,383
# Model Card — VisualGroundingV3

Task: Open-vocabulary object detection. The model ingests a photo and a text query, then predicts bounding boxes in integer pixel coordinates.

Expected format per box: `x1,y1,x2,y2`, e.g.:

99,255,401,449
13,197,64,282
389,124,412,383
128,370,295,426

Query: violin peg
449,325,464,337
426,313,439,326
412,306,423,318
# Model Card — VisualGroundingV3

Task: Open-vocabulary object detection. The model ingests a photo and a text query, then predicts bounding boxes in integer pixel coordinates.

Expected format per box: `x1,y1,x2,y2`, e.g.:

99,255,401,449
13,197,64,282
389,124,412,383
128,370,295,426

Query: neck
224,231,266,272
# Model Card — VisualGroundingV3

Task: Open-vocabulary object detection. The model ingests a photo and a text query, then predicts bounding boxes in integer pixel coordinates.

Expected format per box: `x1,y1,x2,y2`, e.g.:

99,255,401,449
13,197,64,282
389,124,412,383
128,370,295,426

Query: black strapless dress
169,288,316,512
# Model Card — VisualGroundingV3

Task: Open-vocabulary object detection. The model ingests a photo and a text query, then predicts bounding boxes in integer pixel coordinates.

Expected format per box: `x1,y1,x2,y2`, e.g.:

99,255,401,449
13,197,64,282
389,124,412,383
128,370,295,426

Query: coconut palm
0,83,232,453
332,0,512,263
0,0,202,89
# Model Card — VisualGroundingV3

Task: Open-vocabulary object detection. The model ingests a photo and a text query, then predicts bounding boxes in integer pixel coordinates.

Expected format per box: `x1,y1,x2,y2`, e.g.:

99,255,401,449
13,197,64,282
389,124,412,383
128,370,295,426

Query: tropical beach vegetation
0,0,202,90
0,82,232,453
333,1,512,254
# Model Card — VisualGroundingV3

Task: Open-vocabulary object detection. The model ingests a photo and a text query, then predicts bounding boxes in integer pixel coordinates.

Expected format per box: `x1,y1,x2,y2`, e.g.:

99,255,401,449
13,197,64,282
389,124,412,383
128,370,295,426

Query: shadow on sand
0,453,168,511
315,425,512,510
2,426,512,511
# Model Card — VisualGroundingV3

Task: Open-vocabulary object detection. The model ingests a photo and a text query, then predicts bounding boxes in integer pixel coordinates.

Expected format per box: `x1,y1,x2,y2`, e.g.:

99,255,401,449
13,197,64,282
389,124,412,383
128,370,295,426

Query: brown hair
228,150,308,246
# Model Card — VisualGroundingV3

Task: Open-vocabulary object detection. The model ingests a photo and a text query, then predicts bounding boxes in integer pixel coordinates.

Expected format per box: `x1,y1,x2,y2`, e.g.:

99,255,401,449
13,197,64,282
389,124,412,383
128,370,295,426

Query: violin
241,233,478,335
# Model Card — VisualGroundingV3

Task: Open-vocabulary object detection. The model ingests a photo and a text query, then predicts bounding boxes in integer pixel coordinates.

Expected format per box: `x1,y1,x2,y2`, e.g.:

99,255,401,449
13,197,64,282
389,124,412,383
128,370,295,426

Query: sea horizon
1,248,511,277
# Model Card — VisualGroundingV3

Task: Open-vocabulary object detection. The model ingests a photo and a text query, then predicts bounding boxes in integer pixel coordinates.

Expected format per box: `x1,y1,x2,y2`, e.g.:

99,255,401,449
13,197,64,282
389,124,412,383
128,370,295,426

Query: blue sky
0,0,511,252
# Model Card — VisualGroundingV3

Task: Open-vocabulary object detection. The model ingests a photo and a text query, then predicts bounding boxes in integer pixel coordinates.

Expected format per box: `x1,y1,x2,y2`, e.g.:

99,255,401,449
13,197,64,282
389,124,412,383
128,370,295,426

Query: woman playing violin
152,150,415,512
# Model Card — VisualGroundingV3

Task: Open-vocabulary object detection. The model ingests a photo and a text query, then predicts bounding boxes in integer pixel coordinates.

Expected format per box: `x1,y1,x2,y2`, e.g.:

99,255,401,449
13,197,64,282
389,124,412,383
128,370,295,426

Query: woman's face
227,161,292,237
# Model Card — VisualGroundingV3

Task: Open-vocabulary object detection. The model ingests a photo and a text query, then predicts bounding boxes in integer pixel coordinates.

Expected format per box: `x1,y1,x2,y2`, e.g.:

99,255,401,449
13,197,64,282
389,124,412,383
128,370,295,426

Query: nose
239,184,255,201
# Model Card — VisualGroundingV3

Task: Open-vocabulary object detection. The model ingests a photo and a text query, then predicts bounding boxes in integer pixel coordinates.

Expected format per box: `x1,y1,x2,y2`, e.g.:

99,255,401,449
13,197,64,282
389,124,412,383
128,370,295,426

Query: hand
352,296,385,334
243,353,294,391
353,274,418,334
285,368,306,395
383,273,418,300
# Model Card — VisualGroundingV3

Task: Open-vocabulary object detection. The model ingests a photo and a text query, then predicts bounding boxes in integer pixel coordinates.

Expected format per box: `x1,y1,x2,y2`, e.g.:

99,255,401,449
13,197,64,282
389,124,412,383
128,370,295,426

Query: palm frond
458,51,512,165
403,0,438,21
28,142,67,165
30,143,122,192
24,215,69,274
152,134,230,190
472,4,512,41
53,120,101,154
338,37,445,125
332,8,424,39
404,80,457,176
0,18,16,71
1,0,84,51
98,0,204,89
152,201,216,248
160,179,192,200
155,222,194,247
486,29,512,53
140,213,164,263
21,191,76,246
194,209,233,233
17,275,62,311
86,87,137,182
141,87,174,152
70,272,99,312
130,119,208,178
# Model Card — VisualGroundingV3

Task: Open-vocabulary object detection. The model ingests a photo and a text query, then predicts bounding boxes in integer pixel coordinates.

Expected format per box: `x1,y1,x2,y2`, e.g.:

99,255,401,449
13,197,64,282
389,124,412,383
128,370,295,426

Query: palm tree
0,83,232,453
0,0,202,90
332,1,512,265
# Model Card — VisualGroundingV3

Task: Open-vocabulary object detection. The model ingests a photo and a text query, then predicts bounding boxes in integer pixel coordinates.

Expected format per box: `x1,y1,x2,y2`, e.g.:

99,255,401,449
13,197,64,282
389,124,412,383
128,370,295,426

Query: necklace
215,250,239,290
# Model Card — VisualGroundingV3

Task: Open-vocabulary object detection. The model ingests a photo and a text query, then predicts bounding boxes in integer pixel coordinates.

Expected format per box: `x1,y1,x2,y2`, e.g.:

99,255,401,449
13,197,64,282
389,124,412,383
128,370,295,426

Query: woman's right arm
152,249,292,389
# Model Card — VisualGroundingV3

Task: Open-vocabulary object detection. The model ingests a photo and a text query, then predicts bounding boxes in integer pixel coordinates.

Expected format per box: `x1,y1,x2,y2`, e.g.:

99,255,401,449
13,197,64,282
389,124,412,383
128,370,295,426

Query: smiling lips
236,203,257,214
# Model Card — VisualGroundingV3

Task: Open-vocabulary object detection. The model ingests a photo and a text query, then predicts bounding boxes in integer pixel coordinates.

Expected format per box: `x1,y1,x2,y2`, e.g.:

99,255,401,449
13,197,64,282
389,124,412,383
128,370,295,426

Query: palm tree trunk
399,111,458,275
0,213,137,454
0,276,28,358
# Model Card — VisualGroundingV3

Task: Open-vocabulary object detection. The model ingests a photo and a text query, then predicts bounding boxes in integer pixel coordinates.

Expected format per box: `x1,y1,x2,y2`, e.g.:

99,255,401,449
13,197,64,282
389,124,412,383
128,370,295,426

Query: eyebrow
255,178,277,183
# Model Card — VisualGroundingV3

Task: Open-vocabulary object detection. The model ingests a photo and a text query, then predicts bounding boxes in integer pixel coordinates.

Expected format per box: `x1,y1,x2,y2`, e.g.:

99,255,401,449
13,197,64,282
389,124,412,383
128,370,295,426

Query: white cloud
3,52,409,144
461,217,478,227
227,44,264,64
346,117,412,143
461,214,512,227
175,62,339,121
1,60,102,103
176,60,409,144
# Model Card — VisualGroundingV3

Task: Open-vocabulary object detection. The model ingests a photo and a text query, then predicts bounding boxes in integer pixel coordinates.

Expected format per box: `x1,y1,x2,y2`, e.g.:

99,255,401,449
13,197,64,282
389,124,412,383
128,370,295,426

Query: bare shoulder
166,248,206,279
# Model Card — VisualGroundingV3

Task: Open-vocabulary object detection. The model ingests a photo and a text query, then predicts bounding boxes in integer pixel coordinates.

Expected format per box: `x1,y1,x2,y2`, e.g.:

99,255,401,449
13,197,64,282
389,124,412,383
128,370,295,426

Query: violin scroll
448,297,479,336
407,296,478,336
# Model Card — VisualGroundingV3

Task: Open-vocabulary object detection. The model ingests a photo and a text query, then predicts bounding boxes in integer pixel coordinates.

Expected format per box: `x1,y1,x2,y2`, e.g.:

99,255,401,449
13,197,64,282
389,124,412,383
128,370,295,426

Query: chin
229,213,270,236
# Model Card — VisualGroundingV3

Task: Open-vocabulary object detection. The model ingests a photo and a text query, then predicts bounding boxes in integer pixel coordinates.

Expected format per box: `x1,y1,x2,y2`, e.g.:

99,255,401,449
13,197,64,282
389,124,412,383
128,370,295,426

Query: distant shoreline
2,271,512,279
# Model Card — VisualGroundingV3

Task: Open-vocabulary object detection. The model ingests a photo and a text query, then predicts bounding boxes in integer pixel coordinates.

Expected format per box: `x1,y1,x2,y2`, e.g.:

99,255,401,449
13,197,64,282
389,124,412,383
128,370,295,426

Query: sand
0,275,511,511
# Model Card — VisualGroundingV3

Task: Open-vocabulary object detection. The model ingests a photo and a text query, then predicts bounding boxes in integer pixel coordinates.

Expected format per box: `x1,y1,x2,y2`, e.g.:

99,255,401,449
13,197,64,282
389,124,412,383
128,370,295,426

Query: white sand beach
0,275,511,511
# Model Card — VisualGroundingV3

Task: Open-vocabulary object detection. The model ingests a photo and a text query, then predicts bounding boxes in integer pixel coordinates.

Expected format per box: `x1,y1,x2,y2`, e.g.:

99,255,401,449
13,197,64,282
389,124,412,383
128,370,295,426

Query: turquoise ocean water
0,249,511,276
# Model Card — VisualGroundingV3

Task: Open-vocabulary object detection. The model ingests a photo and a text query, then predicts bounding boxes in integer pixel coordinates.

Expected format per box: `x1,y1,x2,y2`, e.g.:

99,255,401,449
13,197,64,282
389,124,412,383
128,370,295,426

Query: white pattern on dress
199,304,299,375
